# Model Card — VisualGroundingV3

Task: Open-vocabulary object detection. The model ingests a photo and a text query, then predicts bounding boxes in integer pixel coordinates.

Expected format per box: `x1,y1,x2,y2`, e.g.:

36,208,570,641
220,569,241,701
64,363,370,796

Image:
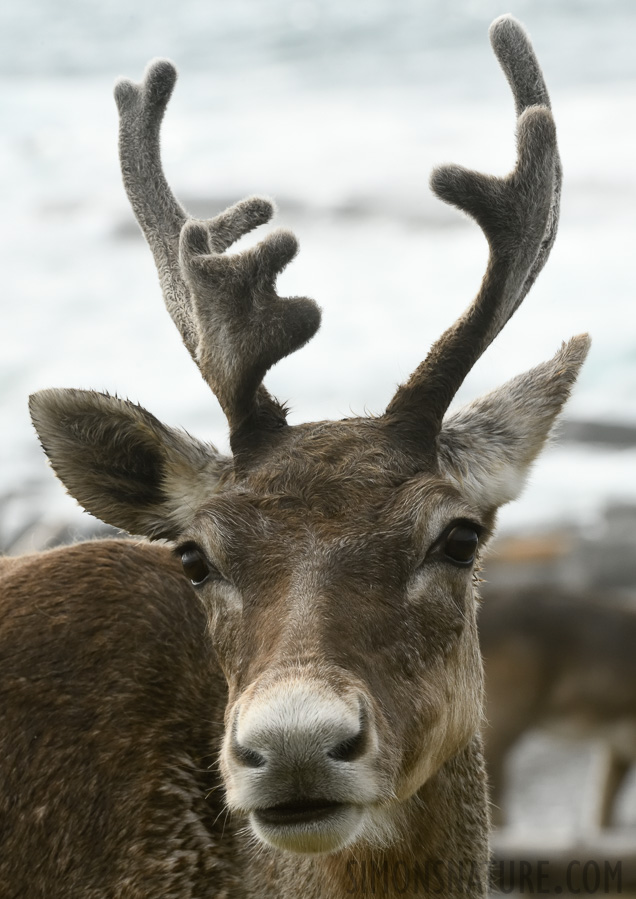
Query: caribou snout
221,678,384,853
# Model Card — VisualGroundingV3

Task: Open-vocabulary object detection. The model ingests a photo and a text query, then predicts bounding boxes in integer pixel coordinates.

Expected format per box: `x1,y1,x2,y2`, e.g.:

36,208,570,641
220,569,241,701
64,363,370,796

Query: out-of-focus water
1,0,635,546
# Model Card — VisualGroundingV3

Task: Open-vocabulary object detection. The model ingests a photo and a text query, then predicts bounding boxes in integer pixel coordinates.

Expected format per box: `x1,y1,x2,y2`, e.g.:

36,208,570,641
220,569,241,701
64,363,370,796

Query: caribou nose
230,681,373,770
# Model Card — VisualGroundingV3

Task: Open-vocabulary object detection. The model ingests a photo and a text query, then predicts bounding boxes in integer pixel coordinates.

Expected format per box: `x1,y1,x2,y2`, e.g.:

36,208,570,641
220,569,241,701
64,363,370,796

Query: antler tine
115,60,321,451
384,16,561,443
179,219,321,441
491,14,561,295
114,60,275,359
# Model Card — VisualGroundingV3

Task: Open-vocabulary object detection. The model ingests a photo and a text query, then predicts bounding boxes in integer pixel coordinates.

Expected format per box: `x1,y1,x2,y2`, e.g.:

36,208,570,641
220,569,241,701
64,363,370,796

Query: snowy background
1,0,635,546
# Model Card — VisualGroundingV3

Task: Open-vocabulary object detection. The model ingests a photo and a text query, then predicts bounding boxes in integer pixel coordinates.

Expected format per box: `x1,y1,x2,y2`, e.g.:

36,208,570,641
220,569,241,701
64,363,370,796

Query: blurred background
1,0,635,890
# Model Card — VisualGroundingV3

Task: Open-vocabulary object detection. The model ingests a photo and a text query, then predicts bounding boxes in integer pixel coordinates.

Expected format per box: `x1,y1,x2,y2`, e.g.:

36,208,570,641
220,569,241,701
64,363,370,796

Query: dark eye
180,546,212,586
442,524,479,566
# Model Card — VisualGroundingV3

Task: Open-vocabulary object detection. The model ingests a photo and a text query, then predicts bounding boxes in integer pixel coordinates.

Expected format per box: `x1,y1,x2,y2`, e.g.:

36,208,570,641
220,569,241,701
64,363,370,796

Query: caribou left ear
29,388,231,539
437,334,590,512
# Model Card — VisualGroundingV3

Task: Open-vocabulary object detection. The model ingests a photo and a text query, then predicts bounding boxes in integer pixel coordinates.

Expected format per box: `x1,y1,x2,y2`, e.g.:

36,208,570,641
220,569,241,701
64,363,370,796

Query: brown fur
0,541,237,897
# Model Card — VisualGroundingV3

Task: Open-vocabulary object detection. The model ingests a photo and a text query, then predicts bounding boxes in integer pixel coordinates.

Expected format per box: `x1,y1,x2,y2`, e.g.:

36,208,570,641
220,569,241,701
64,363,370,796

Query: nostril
230,713,267,768
233,742,267,768
327,703,369,762
328,729,366,762
231,724,267,768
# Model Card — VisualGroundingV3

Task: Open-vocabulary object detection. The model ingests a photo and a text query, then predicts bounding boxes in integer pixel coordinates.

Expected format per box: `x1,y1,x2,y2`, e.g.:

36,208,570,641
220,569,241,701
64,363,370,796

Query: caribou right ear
437,335,590,513
29,388,231,539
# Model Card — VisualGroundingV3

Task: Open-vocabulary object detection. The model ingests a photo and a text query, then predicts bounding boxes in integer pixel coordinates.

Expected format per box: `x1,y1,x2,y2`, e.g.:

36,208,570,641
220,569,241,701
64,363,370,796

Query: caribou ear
29,389,231,539
437,335,590,512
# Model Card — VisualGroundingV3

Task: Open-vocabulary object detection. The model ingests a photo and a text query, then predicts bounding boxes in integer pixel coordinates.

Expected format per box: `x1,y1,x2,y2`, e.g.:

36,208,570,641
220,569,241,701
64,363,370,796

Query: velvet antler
384,16,561,442
114,61,321,453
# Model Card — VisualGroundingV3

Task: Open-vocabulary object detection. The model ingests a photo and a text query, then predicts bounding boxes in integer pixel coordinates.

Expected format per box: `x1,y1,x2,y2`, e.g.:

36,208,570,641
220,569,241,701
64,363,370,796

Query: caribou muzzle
221,677,385,853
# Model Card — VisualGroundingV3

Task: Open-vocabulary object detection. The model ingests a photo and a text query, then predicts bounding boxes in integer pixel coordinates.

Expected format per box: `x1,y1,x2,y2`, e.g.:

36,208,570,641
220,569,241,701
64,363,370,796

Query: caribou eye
179,546,212,586
443,524,479,566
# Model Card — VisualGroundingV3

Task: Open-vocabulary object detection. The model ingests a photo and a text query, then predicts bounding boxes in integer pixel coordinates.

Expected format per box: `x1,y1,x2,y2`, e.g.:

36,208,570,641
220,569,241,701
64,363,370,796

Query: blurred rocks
484,501,636,595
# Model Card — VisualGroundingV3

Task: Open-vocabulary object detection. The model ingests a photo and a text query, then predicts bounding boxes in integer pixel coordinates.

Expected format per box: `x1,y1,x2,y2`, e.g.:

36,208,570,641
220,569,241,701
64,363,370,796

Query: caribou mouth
253,799,345,827
250,799,365,853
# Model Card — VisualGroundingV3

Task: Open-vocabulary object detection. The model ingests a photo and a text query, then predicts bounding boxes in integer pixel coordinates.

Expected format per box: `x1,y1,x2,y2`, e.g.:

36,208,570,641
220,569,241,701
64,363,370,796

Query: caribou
0,16,588,898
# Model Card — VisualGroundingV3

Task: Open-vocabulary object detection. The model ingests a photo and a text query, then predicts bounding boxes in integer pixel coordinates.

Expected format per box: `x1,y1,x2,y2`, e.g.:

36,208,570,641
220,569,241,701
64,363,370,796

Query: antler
114,60,321,452
384,16,561,443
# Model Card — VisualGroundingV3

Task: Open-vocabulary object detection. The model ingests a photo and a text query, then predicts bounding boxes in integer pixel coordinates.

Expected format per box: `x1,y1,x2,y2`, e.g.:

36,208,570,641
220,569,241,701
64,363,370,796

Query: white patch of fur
439,451,527,510
235,679,364,759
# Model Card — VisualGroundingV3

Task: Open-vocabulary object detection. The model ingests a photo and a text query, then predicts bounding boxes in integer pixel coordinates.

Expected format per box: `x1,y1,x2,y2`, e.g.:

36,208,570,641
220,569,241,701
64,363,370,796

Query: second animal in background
481,587,636,829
